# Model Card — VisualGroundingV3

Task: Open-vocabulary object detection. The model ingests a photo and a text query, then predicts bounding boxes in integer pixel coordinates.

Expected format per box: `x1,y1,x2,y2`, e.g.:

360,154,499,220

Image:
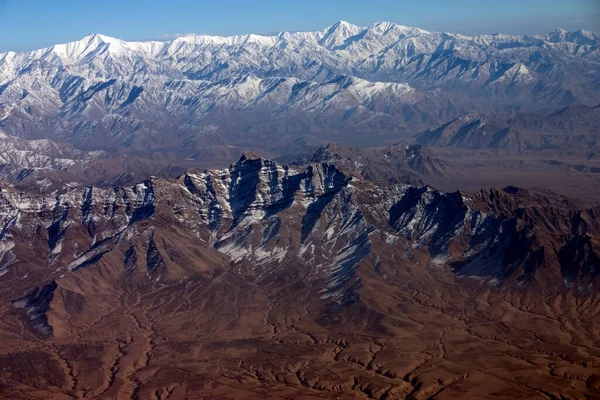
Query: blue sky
1,0,599,52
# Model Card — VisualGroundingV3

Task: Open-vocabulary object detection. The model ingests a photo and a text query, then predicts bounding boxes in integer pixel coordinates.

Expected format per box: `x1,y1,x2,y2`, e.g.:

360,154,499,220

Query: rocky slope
0,153,599,399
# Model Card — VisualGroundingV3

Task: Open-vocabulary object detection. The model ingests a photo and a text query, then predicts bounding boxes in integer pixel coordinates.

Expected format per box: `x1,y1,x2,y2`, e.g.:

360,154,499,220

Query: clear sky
1,0,599,52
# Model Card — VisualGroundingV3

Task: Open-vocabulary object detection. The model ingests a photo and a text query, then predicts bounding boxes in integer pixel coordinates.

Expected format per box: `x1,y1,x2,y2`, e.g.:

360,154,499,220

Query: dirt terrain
3,264,599,399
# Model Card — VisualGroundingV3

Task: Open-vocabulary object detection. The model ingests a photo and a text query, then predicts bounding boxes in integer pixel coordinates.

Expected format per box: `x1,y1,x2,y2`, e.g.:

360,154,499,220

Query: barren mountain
415,103,600,152
0,154,599,399
286,142,455,185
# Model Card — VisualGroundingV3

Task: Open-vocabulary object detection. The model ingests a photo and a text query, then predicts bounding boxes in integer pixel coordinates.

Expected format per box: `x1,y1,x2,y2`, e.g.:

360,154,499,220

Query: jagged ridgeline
0,153,599,398
0,22,598,154
2,153,598,328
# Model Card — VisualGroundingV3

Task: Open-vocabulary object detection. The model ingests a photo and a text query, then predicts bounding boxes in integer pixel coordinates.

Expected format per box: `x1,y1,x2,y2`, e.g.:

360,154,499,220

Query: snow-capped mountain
0,22,598,154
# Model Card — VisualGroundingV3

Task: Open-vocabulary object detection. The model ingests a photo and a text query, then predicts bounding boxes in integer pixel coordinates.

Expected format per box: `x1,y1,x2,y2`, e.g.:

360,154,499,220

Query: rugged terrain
410,103,600,205
0,153,599,399
0,21,599,400
0,22,599,206
1,22,599,156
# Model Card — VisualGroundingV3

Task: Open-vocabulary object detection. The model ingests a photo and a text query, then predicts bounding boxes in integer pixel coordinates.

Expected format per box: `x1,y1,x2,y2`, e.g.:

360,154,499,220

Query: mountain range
416,103,600,152
1,152,600,398
1,21,600,399
0,22,599,157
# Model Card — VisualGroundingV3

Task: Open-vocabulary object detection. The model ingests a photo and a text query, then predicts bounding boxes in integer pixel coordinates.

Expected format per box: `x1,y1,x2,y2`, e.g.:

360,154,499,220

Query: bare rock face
0,155,599,399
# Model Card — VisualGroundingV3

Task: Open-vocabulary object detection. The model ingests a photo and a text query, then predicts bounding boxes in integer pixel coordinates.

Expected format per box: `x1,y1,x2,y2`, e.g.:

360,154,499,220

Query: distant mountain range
416,103,600,152
0,22,599,156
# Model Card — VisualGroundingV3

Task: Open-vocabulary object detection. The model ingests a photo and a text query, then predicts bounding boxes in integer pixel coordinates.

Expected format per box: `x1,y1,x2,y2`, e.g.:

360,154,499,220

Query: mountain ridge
0,152,599,398
4,21,599,57
415,103,600,151
1,21,599,157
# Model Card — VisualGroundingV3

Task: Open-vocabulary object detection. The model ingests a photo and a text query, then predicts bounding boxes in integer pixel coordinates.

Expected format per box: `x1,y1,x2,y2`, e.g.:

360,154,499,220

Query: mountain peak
319,21,363,48
324,20,362,36
309,143,342,163
80,33,121,45
547,28,599,45
369,21,424,35
239,151,262,161
370,21,397,34
46,33,125,62
331,20,357,29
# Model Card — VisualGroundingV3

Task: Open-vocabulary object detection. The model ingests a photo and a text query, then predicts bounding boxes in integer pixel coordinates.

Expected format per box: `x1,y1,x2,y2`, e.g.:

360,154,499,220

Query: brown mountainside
0,154,599,399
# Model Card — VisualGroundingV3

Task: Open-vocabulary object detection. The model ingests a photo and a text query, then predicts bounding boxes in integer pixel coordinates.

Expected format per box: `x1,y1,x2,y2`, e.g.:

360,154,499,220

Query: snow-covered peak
369,21,429,36
370,21,396,34
49,33,120,61
172,32,277,47
546,28,600,45
327,20,361,31
319,21,364,49
84,33,120,44
14,32,165,66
